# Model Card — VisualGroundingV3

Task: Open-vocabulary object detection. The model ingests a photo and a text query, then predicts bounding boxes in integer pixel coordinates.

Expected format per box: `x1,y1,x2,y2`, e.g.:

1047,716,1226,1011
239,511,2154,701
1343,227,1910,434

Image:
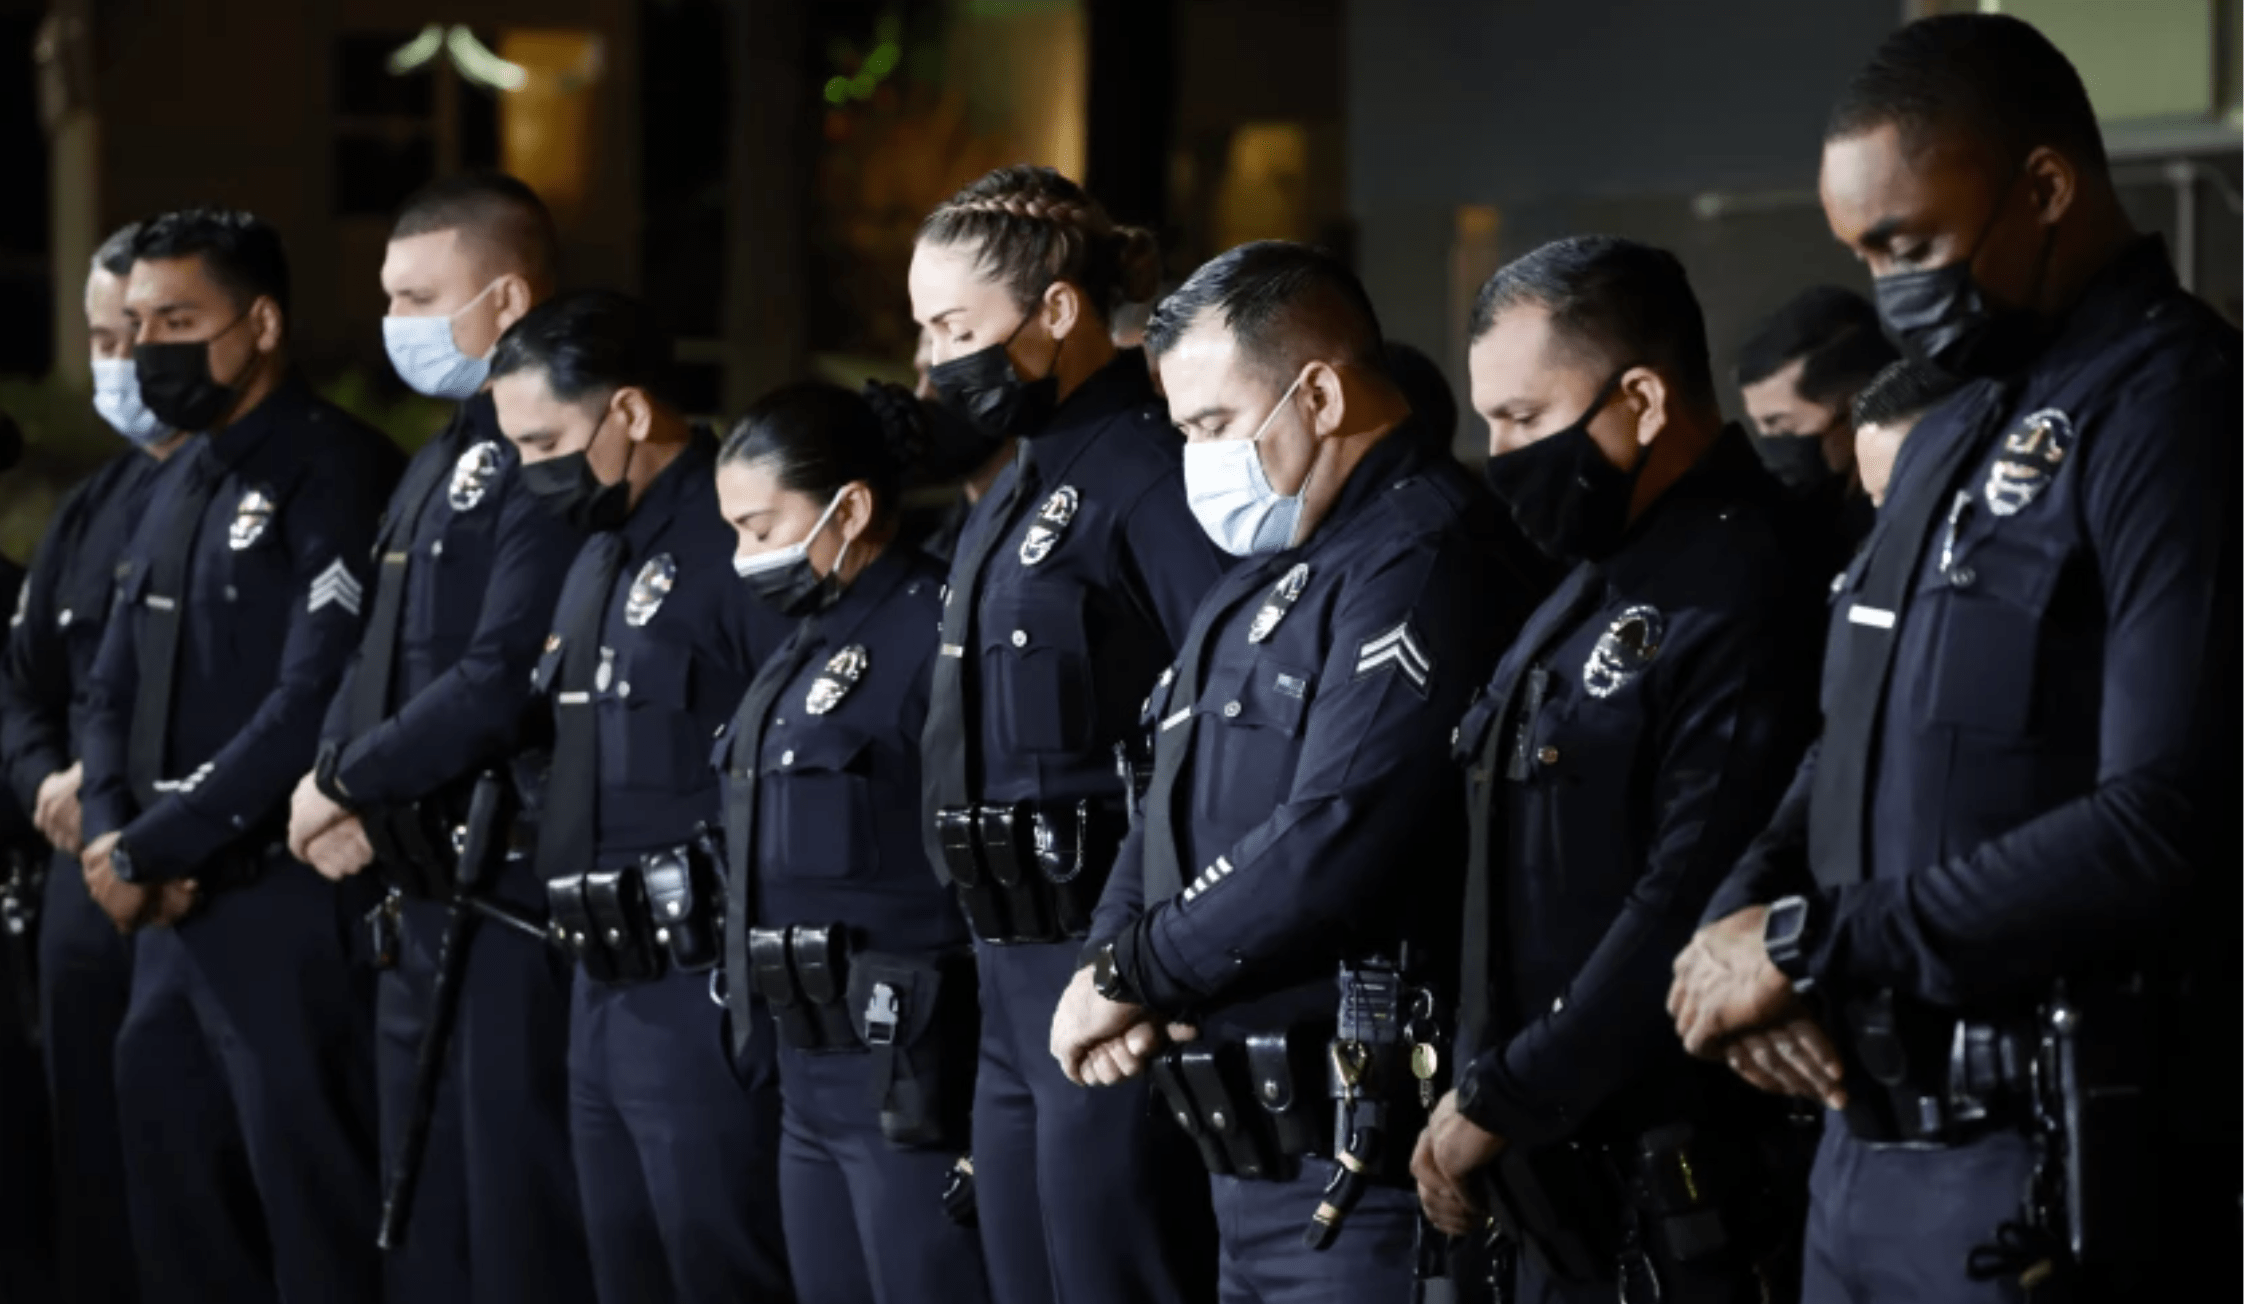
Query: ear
1620,366,1671,448
1300,360,1347,438
613,387,656,444
490,273,536,336
835,479,876,546
1042,279,1086,344
250,296,285,353
2021,145,2078,228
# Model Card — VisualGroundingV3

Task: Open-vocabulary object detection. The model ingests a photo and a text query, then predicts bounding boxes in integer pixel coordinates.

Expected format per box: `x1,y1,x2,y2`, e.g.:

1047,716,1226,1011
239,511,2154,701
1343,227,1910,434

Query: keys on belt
933,800,1122,945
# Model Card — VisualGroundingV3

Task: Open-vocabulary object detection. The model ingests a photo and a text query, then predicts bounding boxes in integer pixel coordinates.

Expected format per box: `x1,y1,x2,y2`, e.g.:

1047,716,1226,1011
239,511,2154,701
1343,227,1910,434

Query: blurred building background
0,0,2234,550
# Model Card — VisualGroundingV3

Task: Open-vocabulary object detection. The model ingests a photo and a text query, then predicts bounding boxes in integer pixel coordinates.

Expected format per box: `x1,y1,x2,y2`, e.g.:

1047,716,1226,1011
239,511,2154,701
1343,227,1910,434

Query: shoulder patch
1354,620,1432,695
308,558,363,616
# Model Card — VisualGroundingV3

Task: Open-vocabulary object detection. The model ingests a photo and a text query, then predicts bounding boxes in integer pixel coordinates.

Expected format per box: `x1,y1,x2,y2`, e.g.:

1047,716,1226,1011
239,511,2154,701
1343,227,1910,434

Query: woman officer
714,383,993,1304
909,164,1227,1304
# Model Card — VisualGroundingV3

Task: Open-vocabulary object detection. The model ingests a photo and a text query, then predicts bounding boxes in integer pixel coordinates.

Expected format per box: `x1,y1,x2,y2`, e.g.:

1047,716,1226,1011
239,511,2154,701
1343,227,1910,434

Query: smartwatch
110,841,138,885
1090,940,1141,1007
1762,895,1819,993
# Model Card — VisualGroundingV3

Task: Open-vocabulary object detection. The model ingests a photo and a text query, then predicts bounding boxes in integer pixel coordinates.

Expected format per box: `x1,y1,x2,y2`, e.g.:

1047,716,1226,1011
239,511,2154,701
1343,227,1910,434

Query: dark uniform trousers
537,432,792,1304
920,355,1227,1304
4,448,164,1303
1706,239,2242,1304
82,382,401,1304
1101,431,1521,1303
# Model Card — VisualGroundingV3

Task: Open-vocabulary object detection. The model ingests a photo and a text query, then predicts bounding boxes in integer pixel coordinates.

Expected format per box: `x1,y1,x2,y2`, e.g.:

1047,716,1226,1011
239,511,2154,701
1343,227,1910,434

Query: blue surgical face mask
383,280,501,401
1182,371,1312,557
91,356,171,449
733,488,849,616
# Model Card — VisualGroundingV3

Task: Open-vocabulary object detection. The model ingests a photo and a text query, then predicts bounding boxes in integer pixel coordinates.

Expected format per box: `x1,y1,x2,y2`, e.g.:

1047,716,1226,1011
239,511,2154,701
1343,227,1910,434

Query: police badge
449,439,504,512
228,488,276,550
624,554,677,627
805,645,869,716
1983,408,2074,517
1583,605,1664,699
1018,486,1081,566
1247,563,1311,643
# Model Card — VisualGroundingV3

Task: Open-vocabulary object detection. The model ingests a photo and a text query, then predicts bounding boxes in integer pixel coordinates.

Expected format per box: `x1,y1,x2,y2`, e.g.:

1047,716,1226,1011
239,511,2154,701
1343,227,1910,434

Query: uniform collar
1288,420,1425,557
1599,423,1766,589
620,425,718,557
455,388,502,448
1021,349,1157,480
207,371,314,470
2028,235,2178,383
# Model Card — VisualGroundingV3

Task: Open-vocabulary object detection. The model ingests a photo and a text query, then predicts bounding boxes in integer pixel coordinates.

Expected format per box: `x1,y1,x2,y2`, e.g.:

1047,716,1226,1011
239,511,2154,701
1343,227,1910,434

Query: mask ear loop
1251,369,1315,549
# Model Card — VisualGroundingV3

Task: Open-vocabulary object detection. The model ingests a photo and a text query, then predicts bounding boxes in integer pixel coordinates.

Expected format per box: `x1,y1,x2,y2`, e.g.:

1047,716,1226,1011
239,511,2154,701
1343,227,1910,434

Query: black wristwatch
1090,940,1140,1007
1762,894,1819,992
110,841,138,885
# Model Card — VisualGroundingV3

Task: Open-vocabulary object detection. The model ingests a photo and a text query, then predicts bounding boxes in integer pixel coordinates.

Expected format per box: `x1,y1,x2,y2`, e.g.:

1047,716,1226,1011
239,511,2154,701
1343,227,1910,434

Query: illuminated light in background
384,24,531,93
385,25,445,77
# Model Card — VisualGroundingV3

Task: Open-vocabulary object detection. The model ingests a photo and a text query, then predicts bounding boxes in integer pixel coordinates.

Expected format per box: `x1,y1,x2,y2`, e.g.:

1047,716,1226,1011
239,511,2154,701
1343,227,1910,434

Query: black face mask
927,311,1059,441
1482,369,1642,563
1755,430,1838,494
1873,171,2056,380
521,412,631,531
135,316,259,432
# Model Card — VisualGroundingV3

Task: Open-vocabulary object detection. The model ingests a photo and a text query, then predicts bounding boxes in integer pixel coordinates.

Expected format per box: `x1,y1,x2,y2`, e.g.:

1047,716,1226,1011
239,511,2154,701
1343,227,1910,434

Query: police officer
1668,15,2240,1303
715,383,993,1304
909,164,1225,1304
1733,287,1897,553
78,207,405,1302
1052,241,1521,1298
0,219,184,1304
1413,236,1825,1303
280,173,594,1304
1846,360,1961,510
490,290,791,1304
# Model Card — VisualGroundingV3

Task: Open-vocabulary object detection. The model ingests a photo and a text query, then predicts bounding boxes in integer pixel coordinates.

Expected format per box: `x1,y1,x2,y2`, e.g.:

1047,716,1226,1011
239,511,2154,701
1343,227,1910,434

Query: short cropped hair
132,208,291,316
1851,358,1964,429
1468,235,1717,408
392,172,560,287
488,290,676,408
1735,286,1899,408
1144,240,1388,382
93,222,144,278
1827,12,2108,175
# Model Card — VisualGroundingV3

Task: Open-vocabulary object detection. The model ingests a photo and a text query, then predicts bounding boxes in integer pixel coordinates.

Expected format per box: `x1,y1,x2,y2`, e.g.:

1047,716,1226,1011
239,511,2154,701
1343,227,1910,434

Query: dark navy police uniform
1454,428,1823,1303
78,375,404,1304
313,391,594,1304
722,543,991,1304
0,444,168,1304
920,352,1226,1304
1096,428,1518,1302
1709,239,2240,1303
529,430,793,1304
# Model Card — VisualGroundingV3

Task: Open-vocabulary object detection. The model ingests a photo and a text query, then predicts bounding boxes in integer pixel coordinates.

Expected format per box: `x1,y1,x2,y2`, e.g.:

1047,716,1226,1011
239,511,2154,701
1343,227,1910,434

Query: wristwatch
110,841,138,885
1090,940,1141,1007
1762,895,1819,992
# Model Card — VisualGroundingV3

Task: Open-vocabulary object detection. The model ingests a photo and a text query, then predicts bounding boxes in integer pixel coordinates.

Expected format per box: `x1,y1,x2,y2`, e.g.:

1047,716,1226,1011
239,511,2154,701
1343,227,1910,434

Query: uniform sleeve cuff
1456,1048,1576,1148
1110,920,1188,1022
313,742,355,806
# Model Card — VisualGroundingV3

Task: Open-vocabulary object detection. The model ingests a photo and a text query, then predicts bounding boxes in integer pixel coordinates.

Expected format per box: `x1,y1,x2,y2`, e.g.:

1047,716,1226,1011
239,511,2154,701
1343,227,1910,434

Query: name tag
1160,707,1192,732
146,595,175,611
940,644,965,658
557,691,591,705
1847,604,1895,629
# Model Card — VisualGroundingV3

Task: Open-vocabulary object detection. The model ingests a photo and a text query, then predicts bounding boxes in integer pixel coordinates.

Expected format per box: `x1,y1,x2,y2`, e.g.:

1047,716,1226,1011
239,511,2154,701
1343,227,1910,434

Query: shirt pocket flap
1200,659,1312,737
760,726,874,777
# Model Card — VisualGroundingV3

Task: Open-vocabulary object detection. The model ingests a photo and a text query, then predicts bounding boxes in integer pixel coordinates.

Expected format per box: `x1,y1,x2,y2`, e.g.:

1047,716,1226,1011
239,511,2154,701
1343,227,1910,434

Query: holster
935,806,1009,941
747,926,825,1050
1151,1053,1232,1176
640,834,722,973
546,875,620,984
362,791,464,900
976,804,1052,942
1244,1027,1326,1161
847,949,979,1149
1177,1043,1288,1181
583,868,662,984
791,924,861,1051
1032,800,1121,939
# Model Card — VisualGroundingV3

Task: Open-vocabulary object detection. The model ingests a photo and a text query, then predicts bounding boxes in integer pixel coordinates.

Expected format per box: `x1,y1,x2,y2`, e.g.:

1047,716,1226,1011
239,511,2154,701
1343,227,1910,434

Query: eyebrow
1175,405,1230,429
148,299,202,316
1486,398,1543,421
928,307,963,325
1857,216,1907,250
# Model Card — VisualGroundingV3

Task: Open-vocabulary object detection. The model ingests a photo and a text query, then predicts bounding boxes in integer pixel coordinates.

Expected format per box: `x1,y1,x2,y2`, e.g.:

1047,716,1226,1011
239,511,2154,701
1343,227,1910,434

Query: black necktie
534,533,626,884
919,443,1037,881
1806,385,2009,889
127,445,225,807
722,617,824,1063
1457,561,1606,1053
347,419,461,740
1138,562,1276,902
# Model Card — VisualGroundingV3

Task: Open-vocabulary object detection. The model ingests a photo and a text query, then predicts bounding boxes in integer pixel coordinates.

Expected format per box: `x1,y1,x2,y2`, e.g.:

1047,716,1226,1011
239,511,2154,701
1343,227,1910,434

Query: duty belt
931,798,1124,944
546,829,724,986
1837,988,2039,1147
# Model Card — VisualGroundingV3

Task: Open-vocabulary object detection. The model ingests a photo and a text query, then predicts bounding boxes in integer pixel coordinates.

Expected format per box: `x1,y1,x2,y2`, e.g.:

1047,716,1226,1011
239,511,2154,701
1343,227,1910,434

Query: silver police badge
1583,605,1665,699
448,439,504,512
1247,563,1311,644
805,644,869,716
1983,408,2075,517
1018,486,1081,566
624,554,677,627
228,488,276,550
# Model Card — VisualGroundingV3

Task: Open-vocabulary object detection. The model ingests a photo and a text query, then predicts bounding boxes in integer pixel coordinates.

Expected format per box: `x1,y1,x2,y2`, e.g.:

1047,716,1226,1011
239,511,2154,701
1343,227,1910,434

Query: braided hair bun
919,165,1162,323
